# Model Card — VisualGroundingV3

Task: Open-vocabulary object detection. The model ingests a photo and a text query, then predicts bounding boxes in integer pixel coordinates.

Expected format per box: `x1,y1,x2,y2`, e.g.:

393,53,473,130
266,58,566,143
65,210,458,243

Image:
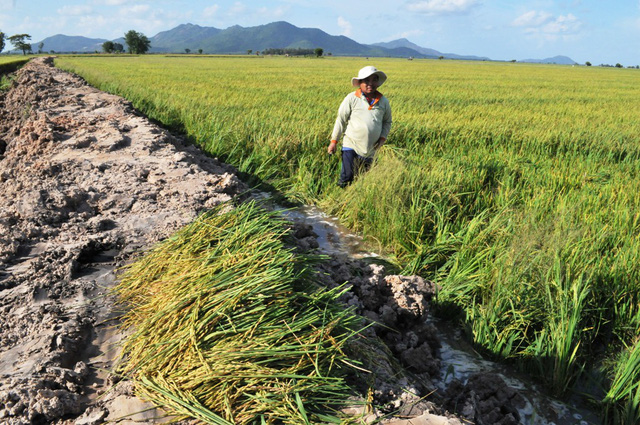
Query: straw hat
351,66,387,87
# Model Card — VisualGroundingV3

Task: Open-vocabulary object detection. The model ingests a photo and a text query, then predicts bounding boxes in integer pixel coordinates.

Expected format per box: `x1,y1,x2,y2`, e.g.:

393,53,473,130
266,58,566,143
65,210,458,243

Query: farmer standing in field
328,65,392,187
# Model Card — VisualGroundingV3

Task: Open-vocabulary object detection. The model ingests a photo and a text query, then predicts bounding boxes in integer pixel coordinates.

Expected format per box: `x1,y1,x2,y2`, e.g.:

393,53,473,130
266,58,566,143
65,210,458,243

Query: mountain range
30,21,576,64
518,55,576,65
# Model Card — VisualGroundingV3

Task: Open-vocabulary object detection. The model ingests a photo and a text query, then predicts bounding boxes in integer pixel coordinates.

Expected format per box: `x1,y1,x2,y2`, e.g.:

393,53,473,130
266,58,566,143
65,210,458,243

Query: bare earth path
0,57,246,424
0,58,527,425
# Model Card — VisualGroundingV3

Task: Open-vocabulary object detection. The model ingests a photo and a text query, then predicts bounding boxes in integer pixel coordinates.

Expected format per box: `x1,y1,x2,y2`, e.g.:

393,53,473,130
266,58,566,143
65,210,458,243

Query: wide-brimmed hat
351,66,387,87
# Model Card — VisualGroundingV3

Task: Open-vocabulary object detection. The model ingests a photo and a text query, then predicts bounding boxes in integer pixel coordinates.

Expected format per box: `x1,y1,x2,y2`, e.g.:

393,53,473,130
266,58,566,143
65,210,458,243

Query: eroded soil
0,58,525,425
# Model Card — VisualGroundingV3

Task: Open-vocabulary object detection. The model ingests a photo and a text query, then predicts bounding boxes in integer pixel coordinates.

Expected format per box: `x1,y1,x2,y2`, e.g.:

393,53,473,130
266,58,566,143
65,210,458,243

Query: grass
116,201,366,424
0,74,15,91
54,54,640,423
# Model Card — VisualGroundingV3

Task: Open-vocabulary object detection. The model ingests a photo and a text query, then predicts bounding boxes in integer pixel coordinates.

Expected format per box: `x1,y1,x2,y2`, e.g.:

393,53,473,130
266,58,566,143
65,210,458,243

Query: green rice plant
602,338,640,425
116,201,366,424
522,257,591,397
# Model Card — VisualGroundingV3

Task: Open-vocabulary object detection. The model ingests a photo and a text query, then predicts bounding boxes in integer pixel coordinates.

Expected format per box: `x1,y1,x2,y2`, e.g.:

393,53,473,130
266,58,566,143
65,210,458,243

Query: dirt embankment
0,58,525,425
0,57,245,424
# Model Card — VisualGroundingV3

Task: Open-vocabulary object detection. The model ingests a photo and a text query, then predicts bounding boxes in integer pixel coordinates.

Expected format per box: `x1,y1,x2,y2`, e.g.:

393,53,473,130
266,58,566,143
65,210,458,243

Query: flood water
270,195,603,425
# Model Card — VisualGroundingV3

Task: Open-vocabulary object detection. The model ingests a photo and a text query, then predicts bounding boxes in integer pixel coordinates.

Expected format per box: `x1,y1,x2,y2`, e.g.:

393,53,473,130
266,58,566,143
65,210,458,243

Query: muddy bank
0,57,245,424
0,58,526,425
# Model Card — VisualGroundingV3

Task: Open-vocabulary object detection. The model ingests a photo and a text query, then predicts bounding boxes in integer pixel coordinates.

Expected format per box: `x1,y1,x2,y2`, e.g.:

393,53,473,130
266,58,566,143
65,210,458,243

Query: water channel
270,197,602,425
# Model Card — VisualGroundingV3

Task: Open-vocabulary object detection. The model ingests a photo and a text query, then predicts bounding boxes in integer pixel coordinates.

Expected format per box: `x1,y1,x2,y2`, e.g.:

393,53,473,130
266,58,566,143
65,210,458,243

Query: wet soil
0,58,535,425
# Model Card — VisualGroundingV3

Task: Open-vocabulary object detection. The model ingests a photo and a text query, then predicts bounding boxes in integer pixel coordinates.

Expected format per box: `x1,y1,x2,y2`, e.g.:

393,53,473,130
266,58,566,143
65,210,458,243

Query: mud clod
444,373,527,425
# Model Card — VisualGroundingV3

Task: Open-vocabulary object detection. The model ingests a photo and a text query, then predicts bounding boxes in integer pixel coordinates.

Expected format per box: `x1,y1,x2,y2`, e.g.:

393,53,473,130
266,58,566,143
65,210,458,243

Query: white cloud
513,10,583,41
228,1,247,16
93,0,133,5
58,5,93,16
512,11,552,27
203,5,220,18
406,0,479,15
119,4,151,17
75,14,110,35
337,16,352,36
257,6,288,19
544,13,581,34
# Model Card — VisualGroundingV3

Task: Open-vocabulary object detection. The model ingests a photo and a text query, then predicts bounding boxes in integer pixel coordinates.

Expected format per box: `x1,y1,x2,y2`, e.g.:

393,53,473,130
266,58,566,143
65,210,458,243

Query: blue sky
1,0,639,65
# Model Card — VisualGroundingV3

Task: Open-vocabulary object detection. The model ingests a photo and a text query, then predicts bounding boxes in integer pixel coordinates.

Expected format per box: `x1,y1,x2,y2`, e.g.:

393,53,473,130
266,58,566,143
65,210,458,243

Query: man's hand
328,140,338,155
374,137,386,150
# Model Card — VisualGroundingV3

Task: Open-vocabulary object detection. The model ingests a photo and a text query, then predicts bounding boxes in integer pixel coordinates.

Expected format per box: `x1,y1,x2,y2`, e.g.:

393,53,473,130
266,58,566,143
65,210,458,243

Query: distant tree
585,61,591,66
124,30,151,54
262,47,316,56
8,34,32,55
113,43,124,53
38,42,44,54
0,31,5,54
185,48,191,54
510,59,516,63
102,40,115,53
314,47,323,57
247,49,252,55
615,63,623,68
198,48,203,54
438,55,444,60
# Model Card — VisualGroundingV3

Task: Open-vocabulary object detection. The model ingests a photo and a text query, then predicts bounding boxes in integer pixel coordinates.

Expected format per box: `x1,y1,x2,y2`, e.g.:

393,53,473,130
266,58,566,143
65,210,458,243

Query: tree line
0,30,151,55
261,47,324,57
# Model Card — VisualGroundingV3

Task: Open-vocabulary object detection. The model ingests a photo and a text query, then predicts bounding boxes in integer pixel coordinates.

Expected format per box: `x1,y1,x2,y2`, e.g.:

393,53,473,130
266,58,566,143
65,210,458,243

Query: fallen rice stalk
116,201,366,424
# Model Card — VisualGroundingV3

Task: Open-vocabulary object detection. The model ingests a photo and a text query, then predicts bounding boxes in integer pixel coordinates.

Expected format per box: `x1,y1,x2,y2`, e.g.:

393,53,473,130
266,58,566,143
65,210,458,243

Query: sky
1,0,639,65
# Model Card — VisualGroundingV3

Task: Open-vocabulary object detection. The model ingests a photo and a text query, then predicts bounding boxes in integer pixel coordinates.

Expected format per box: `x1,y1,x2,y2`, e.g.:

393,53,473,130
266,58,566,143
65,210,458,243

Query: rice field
55,54,640,423
0,56,31,64
0,56,30,77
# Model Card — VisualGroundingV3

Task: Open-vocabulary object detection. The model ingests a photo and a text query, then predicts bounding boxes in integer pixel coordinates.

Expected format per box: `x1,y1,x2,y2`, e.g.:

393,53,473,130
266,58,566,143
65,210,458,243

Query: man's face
359,74,379,96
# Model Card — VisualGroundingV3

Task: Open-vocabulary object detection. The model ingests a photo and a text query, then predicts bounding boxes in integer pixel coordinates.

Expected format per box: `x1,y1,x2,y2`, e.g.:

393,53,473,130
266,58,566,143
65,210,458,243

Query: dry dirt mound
0,57,245,424
0,58,524,425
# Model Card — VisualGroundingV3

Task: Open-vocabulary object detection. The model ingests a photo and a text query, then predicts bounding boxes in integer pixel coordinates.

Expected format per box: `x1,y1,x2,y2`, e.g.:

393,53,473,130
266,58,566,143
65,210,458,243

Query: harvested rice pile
116,202,363,424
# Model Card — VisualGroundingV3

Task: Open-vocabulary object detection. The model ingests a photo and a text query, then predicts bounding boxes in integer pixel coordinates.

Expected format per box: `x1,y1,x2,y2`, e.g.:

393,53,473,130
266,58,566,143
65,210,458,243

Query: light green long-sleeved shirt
330,89,392,158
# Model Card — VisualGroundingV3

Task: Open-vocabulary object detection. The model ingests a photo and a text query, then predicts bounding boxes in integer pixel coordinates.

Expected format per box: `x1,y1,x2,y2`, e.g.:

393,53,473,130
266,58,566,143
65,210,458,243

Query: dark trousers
339,149,373,187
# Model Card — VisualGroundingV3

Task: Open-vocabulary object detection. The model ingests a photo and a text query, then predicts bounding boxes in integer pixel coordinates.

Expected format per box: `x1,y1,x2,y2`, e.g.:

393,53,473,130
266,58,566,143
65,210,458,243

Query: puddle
251,190,378,258
281,205,378,258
